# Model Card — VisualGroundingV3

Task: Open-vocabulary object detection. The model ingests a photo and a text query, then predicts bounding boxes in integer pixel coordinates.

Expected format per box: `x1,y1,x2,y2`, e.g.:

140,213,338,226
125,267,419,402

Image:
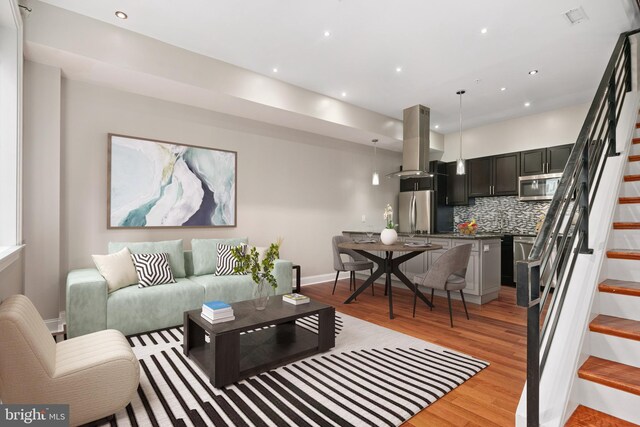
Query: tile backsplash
453,196,550,234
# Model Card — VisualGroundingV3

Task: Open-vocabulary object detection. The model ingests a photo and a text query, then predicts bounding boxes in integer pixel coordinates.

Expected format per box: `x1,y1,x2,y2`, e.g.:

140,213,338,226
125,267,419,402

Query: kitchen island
342,231,502,305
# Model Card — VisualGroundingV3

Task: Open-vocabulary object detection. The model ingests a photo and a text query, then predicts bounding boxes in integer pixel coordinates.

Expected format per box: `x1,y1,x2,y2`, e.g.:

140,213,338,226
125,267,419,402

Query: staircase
565,118,640,426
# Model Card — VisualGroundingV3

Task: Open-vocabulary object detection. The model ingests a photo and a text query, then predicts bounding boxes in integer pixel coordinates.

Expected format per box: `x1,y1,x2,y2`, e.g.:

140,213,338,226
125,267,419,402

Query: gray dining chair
332,235,374,297
412,244,472,327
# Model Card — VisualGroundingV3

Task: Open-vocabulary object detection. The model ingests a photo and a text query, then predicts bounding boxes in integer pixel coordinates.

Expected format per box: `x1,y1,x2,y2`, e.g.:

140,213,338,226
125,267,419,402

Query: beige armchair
0,295,140,426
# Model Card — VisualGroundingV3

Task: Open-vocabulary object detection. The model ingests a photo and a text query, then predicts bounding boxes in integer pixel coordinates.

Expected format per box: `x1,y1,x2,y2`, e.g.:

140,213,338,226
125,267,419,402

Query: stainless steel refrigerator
397,161,453,234
399,190,434,233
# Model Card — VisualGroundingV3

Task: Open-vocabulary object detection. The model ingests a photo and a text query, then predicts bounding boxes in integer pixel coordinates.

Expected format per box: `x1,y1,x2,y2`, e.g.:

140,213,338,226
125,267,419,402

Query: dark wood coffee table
183,296,335,388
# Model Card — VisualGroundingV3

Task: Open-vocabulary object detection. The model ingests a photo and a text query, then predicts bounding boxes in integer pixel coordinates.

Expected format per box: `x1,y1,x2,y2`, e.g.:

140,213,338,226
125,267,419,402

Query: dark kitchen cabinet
547,144,573,173
520,148,546,176
400,177,432,192
493,153,520,195
468,153,519,197
445,161,468,205
520,144,573,176
468,157,492,197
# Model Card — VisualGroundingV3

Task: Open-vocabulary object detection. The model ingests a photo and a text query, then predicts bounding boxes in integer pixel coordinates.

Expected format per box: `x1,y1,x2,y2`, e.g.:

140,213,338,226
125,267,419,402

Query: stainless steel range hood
386,104,432,179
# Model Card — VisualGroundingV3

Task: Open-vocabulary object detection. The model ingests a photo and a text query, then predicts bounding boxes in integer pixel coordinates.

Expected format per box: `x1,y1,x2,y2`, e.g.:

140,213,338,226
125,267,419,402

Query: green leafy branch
231,239,282,289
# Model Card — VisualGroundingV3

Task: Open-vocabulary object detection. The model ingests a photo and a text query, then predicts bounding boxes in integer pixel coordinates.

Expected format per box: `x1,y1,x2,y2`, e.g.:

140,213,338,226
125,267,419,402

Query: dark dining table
337,241,443,319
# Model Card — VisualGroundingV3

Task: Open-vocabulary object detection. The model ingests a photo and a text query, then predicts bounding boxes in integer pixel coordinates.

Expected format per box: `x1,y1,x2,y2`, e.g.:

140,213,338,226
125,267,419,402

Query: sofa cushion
92,247,138,293
131,253,176,287
191,238,248,276
189,274,257,303
215,243,246,276
108,240,186,278
106,278,203,336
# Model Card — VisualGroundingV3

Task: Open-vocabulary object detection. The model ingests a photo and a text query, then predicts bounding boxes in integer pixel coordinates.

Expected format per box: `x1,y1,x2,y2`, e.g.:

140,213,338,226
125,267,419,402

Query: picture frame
107,134,237,228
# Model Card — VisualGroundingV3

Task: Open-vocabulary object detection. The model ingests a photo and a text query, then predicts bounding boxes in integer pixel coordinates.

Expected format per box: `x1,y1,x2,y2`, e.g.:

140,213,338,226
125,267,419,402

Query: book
202,301,234,318
201,312,235,324
283,293,310,305
203,308,234,319
203,300,231,311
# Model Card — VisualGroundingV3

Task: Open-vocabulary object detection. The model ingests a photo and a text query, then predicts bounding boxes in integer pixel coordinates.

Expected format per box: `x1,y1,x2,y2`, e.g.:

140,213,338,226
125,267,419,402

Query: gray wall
23,64,402,317
23,61,61,319
60,78,401,272
441,103,589,162
0,253,24,303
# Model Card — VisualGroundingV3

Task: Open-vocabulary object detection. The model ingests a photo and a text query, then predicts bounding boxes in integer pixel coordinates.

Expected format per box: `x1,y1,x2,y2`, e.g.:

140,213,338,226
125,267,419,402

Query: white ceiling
37,0,637,134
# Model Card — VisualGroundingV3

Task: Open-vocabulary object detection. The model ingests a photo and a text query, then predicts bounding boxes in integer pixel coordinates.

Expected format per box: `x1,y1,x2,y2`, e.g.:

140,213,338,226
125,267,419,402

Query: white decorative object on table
381,204,398,245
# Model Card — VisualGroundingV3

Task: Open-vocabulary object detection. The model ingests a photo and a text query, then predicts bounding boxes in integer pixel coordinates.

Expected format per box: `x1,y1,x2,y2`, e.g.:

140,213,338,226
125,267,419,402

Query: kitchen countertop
343,230,505,240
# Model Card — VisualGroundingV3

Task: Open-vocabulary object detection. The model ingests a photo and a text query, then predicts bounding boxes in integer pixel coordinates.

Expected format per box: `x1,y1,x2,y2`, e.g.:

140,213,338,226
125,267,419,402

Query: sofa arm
66,269,108,338
273,259,293,295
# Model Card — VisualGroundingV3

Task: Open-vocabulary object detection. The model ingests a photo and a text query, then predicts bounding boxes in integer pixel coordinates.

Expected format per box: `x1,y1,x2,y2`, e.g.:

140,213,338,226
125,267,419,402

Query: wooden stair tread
624,175,640,182
607,249,640,260
565,405,638,427
633,137,640,144
636,123,640,129
599,279,640,297
590,315,640,341
613,222,640,229
630,155,640,162
578,356,640,395
619,197,640,204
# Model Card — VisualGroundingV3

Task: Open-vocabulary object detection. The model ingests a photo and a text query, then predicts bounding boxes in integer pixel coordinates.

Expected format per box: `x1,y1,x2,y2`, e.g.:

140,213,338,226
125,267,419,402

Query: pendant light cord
459,91,463,159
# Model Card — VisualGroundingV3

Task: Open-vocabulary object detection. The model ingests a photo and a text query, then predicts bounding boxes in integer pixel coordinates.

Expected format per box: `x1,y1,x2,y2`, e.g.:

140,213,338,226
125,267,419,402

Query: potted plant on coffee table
231,239,282,310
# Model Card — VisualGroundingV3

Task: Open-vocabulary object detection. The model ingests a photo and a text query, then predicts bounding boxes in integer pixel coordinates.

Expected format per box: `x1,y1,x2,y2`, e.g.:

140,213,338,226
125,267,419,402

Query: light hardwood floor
303,279,527,427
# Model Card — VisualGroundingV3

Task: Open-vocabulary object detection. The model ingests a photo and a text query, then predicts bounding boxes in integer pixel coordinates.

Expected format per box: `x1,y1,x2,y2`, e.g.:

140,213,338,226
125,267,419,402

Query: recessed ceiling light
324,30,331,37
500,87,507,91
341,92,347,97
272,68,278,73
480,28,488,34
115,11,128,19
396,67,402,73
528,69,539,75
524,102,531,107
434,125,440,129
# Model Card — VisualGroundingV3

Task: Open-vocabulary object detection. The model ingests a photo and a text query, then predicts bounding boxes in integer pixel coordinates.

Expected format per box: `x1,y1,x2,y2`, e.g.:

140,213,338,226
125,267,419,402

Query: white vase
380,228,398,245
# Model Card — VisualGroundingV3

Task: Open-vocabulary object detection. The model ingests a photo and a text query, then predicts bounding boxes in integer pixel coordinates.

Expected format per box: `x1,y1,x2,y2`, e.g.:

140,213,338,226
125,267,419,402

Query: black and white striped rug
107,313,488,427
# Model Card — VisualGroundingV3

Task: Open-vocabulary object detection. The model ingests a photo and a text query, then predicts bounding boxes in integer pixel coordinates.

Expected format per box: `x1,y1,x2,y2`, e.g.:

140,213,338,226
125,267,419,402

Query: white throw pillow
92,247,139,293
249,246,269,263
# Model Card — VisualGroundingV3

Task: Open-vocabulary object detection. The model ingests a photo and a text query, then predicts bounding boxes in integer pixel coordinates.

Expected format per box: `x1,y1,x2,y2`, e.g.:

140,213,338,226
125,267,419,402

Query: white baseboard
300,271,402,287
300,272,350,287
44,311,66,333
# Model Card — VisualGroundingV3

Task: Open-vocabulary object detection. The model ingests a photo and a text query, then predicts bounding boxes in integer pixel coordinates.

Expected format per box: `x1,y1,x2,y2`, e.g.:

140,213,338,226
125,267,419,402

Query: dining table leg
386,251,394,319
343,261,384,304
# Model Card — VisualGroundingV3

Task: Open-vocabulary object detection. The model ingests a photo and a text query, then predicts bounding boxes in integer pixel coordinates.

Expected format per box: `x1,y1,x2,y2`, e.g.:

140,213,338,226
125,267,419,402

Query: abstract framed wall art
108,134,237,228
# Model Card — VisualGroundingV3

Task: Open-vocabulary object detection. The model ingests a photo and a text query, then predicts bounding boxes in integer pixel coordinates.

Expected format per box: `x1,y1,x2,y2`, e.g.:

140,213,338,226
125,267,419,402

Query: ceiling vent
563,7,589,25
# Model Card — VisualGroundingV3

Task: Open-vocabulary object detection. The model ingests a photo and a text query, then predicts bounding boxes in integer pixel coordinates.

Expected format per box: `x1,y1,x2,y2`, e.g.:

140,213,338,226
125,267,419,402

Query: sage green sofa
66,239,293,338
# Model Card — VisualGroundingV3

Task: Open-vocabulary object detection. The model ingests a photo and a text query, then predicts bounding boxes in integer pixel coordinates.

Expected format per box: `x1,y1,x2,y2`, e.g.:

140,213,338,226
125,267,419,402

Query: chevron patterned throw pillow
215,243,247,276
131,253,177,288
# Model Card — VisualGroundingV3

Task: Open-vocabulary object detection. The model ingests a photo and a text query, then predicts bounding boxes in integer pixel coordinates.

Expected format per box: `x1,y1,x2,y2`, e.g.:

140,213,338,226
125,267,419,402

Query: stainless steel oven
514,235,556,287
518,173,563,201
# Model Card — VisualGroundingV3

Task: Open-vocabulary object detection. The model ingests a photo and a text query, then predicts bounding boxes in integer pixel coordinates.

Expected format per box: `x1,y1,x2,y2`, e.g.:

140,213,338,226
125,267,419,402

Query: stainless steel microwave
518,173,563,201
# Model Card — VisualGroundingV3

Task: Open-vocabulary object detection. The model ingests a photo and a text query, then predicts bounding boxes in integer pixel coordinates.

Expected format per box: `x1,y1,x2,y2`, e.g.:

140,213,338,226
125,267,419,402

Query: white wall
52,78,400,301
22,61,61,319
440,103,589,161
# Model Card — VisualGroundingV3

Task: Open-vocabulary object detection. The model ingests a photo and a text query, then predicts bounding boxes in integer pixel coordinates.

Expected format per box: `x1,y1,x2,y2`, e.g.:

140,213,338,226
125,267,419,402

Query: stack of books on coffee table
201,301,235,324
283,293,310,305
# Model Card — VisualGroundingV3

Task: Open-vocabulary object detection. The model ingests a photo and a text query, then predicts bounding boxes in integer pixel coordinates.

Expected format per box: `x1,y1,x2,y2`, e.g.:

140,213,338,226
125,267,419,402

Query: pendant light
372,139,380,186
456,90,466,175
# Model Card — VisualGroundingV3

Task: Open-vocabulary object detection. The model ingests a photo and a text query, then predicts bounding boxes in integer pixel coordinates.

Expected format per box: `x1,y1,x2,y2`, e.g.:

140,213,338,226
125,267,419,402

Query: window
0,1,23,264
